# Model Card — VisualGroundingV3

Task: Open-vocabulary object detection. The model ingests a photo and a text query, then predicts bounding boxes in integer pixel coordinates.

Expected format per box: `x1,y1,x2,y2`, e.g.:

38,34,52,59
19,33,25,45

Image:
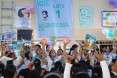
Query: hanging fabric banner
35,0,74,38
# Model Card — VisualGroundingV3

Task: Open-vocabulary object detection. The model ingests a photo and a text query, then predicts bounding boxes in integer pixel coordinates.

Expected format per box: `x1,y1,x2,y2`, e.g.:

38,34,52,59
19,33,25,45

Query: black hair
69,44,78,55
40,68,47,77
54,61,62,68
28,69,40,78
50,61,64,75
92,65,102,78
18,8,30,18
70,63,86,78
35,44,41,49
3,65,16,78
57,49,63,56
25,51,32,60
106,46,113,52
79,60,87,70
74,72,90,78
71,59,75,64
43,73,62,78
7,53,16,59
49,49,56,57
57,49,63,53
34,59,41,69
46,44,49,50
18,68,30,78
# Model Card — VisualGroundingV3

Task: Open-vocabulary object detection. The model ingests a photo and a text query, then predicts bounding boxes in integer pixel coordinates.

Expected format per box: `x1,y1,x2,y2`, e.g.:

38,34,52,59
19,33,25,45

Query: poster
15,7,31,28
84,34,96,49
2,29,17,40
35,0,74,38
102,11,117,27
79,6,93,27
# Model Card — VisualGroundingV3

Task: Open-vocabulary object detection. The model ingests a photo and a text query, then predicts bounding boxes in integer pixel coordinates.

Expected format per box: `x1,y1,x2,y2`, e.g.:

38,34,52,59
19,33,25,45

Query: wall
73,0,116,40
0,0,116,41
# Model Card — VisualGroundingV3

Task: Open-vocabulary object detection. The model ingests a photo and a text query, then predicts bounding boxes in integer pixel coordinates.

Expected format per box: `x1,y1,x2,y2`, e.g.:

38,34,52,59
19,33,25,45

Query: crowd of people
0,40,117,78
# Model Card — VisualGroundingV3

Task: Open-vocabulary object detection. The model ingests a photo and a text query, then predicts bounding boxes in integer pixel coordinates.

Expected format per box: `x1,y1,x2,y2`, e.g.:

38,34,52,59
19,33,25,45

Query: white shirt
13,56,22,67
77,54,85,61
104,53,112,65
64,61,111,78
25,59,32,68
100,61,111,78
46,56,61,71
110,53,117,59
64,63,72,78
0,56,12,66
15,56,24,73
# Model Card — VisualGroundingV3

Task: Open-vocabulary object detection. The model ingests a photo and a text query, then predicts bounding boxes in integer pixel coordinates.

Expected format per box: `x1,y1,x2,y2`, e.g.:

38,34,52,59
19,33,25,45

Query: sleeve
64,63,72,78
100,61,111,78
13,56,22,66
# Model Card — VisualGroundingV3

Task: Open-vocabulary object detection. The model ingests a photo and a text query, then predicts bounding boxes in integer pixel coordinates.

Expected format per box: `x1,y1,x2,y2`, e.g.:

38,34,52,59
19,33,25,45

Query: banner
15,7,31,28
35,0,74,38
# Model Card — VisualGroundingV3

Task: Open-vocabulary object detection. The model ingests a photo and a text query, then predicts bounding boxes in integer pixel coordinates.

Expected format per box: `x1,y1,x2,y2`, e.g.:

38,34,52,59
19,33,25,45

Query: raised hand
63,43,67,48
94,51,104,61
112,60,117,73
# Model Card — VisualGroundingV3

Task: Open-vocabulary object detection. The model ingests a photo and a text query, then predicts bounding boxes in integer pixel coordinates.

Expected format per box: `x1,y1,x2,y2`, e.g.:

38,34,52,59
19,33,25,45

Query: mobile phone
96,48,99,51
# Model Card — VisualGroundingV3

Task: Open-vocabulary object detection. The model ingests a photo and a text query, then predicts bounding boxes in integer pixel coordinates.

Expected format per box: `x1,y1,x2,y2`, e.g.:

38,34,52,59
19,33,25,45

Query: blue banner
34,0,74,38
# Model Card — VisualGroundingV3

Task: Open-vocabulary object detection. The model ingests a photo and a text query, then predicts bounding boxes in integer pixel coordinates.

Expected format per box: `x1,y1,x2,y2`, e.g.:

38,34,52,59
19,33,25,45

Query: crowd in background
0,40,117,78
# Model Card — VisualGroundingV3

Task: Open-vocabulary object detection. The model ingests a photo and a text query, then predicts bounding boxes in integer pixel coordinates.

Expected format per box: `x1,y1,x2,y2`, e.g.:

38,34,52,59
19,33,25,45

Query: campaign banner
35,0,74,38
